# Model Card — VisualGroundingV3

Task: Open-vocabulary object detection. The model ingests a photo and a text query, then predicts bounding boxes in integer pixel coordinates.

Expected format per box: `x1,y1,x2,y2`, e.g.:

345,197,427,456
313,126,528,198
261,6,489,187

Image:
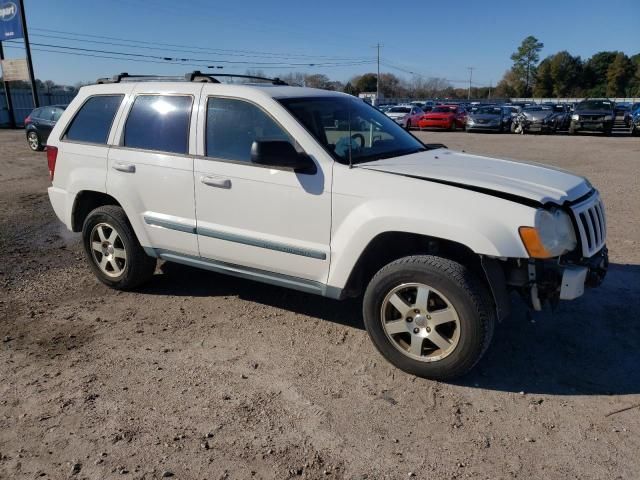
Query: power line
2,43,373,71
30,27,368,61
4,40,373,67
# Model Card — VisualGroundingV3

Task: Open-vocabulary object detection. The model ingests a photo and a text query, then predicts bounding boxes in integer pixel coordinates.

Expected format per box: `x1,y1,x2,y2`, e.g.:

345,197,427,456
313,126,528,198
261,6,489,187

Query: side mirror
250,141,316,174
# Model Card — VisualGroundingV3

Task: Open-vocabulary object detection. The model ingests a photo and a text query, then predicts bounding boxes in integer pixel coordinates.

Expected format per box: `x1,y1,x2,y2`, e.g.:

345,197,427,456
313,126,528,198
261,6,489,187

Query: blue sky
3,0,639,87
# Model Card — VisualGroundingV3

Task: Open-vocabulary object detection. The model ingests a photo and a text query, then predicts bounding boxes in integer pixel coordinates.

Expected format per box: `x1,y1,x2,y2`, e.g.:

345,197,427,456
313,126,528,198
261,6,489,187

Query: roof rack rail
96,71,288,86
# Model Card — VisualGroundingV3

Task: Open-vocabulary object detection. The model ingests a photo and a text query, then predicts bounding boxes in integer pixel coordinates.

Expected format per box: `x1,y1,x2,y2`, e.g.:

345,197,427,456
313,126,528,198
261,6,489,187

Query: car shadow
139,261,640,395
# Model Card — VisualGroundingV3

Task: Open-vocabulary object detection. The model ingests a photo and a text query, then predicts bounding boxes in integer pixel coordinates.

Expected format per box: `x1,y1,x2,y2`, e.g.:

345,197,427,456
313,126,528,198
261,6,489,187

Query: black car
569,99,615,135
24,104,68,151
547,104,572,131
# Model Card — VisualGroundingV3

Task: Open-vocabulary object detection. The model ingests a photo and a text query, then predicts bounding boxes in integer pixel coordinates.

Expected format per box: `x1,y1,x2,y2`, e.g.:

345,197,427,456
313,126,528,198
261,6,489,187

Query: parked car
569,99,615,135
512,105,557,134
631,110,640,136
548,104,573,131
24,104,68,151
502,105,522,118
418,105,467,131
465,105,512,132
45,72,608,380
623,102,640,127
385,105,424,129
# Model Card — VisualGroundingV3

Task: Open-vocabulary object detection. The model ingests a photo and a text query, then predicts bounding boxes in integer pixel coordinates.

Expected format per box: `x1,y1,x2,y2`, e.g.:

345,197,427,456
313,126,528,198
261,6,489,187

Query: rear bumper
48,186,72,230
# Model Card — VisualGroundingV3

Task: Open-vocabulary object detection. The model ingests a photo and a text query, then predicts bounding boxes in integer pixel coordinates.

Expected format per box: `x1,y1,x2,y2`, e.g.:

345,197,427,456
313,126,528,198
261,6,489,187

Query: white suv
46,72,608,379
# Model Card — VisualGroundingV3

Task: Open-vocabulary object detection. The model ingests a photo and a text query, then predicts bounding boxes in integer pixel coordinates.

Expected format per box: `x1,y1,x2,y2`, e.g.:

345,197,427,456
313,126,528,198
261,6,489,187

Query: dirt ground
1,128,639,480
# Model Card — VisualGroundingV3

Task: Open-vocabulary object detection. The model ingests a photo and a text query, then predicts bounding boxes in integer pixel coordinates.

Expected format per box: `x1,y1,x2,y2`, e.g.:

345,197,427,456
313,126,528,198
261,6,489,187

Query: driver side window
206,97,292,163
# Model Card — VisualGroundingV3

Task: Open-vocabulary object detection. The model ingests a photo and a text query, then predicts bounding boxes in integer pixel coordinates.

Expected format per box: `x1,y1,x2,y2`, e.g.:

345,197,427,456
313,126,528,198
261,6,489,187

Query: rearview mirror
250,141,316,174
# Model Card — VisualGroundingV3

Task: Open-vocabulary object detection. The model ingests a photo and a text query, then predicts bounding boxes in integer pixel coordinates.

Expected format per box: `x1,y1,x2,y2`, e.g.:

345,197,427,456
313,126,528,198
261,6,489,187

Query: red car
418,105,467,130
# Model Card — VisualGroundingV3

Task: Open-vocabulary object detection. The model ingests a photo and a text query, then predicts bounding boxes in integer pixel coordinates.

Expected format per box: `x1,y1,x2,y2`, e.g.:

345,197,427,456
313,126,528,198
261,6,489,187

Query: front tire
82,205,156,290
363,255,495,380
406,120,411,130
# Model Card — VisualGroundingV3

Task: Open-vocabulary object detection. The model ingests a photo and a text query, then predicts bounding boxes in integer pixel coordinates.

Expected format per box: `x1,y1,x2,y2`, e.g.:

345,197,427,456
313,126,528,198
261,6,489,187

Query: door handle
201,176,231,189
113,162,136,173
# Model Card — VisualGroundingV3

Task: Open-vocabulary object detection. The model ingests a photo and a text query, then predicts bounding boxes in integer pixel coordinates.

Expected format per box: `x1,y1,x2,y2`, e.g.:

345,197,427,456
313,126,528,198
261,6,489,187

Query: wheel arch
339,231,510,321
71,190,122,232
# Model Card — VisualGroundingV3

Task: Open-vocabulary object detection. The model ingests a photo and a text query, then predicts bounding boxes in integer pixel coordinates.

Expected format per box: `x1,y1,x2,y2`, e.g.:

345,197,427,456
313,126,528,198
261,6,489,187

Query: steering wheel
351,133,365,149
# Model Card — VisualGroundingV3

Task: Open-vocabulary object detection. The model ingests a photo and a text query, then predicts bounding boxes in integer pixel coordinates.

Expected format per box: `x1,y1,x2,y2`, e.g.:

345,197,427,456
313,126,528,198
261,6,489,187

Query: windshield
524,106,551,111
432,106,453,113
388,107,411,113
476,106,502,115
278,96,425,165
577,100,612,111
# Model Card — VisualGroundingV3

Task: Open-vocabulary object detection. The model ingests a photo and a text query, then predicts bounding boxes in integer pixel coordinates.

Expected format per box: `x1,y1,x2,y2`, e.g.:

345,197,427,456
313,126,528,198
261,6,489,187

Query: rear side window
124,95,192,154
52,108,65,121
206,97,291,162
65,95,123,144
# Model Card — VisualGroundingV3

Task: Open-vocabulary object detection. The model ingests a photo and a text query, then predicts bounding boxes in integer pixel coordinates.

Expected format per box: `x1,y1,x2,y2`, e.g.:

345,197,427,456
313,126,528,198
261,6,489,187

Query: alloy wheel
27,132,39,150
90,222,127,278
381,283,460,362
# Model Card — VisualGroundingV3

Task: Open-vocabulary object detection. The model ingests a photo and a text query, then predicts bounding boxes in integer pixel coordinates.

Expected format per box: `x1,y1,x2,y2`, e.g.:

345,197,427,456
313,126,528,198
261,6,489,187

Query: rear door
107,84,201,256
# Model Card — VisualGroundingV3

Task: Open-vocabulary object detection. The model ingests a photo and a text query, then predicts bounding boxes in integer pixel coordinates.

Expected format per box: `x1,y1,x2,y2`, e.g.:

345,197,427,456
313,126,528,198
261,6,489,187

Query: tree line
494,36,640,98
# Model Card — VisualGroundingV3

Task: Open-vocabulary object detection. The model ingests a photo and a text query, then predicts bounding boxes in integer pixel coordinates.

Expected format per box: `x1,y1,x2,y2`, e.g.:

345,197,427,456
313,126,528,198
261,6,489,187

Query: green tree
583,51,618,96
510,36,544,96
549,51,583,97
343,82,357,96
354,73,378,94
606,52,635,97
533,58,553,97
630,53,640,96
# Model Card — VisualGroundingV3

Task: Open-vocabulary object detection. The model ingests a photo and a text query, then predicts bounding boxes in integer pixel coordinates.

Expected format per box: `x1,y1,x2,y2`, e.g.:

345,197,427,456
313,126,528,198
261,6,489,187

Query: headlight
571,114,579,121
467,118,475,124
519,208,577,258
604,115,613,121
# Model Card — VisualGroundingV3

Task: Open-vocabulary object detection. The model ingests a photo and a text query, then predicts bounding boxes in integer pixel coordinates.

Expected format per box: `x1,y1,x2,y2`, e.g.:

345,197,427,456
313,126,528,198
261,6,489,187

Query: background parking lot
1,129,639,479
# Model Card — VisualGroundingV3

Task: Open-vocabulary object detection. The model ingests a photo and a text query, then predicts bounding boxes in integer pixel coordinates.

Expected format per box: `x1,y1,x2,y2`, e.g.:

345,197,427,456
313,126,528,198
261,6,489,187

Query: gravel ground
1,128,639,480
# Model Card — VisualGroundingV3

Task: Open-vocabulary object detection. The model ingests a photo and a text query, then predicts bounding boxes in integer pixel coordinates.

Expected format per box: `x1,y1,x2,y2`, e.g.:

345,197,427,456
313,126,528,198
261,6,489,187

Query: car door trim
144,215,197,234
197,226,327,260
143,215,327,260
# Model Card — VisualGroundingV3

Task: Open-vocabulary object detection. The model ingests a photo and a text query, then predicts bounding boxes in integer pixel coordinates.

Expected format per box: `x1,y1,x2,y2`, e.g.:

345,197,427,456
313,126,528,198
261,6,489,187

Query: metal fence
0,89,77,127
511,97,640,104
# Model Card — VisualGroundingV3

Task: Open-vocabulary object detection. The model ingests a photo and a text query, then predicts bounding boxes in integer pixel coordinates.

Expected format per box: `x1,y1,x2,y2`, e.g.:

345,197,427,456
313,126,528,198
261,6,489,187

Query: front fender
327,168,535,289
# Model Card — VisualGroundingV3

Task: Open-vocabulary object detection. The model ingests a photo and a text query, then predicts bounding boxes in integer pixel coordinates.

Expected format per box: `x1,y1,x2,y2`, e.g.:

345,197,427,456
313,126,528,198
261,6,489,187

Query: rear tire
450,120,457,131
82,205,156,290
27,131,43,151
363,255,495,380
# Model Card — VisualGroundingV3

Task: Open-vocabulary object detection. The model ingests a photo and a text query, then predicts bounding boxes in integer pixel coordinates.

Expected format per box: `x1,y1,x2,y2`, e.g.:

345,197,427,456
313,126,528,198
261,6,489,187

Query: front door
193,95,331,284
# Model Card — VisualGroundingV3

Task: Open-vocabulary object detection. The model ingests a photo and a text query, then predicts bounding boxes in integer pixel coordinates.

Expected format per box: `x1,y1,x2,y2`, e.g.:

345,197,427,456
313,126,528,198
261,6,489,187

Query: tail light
24,114,32,124
46,146,58,181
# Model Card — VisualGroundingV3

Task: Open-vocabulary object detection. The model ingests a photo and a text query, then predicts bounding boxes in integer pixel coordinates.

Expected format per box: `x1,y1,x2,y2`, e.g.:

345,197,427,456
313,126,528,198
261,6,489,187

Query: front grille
571,192,606,257
581,115,604,122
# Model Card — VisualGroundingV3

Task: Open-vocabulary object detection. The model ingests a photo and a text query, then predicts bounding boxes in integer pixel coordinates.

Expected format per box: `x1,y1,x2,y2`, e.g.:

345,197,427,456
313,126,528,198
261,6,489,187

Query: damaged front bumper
507,247,609,311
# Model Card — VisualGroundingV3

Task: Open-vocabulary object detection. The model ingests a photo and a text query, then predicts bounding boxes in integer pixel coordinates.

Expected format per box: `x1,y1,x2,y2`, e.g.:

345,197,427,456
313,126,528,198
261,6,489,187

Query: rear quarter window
123,95,192,154
65,95,124,144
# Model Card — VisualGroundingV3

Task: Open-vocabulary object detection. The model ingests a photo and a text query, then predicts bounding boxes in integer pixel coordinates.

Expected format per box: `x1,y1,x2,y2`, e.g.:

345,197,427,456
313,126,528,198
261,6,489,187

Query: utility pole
467,67,474,100
0,42,16,127
19,0,39,108
488,80,492,100
373,43,382,106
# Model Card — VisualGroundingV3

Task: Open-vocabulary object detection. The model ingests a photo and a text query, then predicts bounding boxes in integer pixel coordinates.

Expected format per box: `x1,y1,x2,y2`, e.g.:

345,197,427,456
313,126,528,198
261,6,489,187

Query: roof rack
96,71,288,86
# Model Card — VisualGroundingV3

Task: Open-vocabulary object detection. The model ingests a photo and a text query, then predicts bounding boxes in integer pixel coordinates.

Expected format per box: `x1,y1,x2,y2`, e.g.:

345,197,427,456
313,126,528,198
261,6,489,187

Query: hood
522,110,553,121
469,113,501,121
386,112,409,119
575,109,613,115
427,111,454,118
358,148,591,205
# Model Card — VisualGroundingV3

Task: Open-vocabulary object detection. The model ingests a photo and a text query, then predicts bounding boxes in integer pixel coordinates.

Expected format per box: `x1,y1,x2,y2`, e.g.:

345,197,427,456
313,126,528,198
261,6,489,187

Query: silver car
466,106,512,132
385,105,424,129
